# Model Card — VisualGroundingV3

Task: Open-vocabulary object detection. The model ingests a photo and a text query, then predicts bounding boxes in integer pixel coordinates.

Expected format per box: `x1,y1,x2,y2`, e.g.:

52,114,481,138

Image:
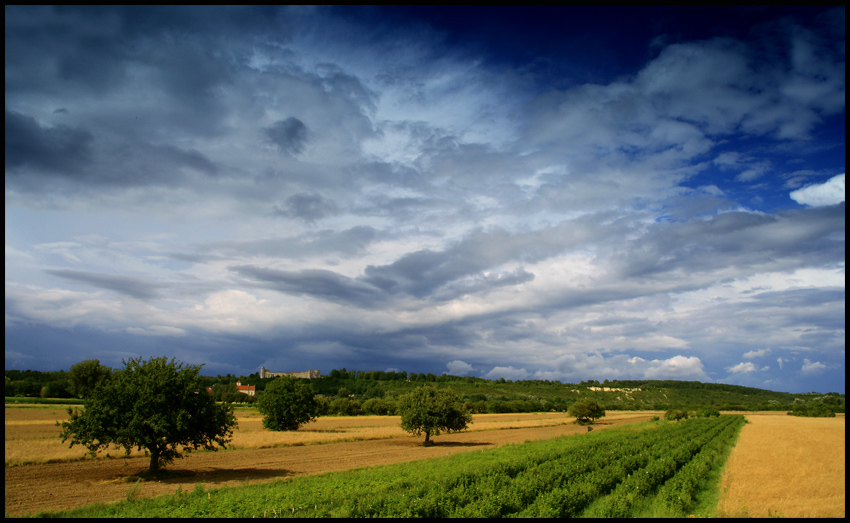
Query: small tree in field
60,356,236,473
398,387,472,446
256,376,320,431
568,398,606,424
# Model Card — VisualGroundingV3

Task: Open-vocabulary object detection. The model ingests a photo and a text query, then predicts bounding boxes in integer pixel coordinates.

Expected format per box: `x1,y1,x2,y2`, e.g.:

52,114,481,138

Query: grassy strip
28,418,742,518
5,398,82,406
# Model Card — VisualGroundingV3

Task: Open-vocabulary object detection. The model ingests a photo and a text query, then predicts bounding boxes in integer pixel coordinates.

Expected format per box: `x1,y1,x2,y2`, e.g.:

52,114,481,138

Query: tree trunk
148,446,160,473
423,430,432,446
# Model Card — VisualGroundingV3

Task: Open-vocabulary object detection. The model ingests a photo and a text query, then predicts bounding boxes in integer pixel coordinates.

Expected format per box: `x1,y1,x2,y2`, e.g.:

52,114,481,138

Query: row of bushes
787,402,836,417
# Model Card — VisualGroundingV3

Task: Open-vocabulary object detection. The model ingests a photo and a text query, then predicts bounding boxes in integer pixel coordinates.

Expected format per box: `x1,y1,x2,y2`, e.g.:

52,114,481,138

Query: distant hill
275,371,845,414
7,367,844,414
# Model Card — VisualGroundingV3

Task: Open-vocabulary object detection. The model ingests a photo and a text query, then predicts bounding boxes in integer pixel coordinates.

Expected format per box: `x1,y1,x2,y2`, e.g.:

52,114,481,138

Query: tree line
7,360,844,415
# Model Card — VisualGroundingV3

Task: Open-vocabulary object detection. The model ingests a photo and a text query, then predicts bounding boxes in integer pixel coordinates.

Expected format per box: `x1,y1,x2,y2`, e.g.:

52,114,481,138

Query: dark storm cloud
614,204,845,280
45,269,161,300
231,265,385,307
5,108,93,174
228,225,568,304
4,6,129,95
265,117,309,156
748,287,846,333
273,192,338,223
4,6,283,94
200,225,379,260
363,224,591,298
5,110,218,188
150,144,218,176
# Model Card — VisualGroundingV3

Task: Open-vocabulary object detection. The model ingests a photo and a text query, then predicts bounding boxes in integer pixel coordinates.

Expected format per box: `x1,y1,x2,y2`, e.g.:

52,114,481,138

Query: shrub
697,408,721,418
329,397,363,416
788,402,836,418
665,409,689,421
362,397,396,415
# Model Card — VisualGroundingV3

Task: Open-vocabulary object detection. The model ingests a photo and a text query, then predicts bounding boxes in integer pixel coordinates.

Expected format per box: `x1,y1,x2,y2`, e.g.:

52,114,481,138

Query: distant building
260,366,320,379
235,380,256,396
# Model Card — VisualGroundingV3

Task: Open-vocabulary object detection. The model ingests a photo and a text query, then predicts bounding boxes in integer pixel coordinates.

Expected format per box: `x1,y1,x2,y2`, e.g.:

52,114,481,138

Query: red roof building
235,380,256,396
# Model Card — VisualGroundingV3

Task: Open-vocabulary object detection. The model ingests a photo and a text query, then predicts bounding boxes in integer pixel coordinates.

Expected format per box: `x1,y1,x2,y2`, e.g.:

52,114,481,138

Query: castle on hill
260,366,320,379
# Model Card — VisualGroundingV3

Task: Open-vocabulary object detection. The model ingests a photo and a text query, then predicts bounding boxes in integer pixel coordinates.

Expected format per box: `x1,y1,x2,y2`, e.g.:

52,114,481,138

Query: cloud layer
5,6,845,392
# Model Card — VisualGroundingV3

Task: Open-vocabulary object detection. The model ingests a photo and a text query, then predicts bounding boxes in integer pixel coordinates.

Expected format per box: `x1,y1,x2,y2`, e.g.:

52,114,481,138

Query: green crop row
579,414,744,517
35,416,744,518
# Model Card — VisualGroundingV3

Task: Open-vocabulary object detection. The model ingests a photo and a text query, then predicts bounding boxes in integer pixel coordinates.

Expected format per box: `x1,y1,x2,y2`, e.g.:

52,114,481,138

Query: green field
35,415,745,518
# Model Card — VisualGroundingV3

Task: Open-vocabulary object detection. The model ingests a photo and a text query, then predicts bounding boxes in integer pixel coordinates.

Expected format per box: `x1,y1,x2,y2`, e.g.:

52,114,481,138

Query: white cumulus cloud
743,348,771,359
446,360,474,375
639,355,709,380
801,359,829,375
728,361,758,374
790,173,845,206
485,366,530,381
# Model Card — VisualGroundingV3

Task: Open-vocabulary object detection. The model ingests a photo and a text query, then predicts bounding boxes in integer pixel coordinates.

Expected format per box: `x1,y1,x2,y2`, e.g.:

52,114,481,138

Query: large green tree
256,376,320,431
60,356,236,473
398,387,472,445
568,398,606,424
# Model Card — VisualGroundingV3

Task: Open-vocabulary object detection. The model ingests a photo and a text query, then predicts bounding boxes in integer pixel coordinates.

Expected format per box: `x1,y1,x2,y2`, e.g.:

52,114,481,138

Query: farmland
16,415,745,517
5,408,845,518
718,413,845,517
5,409,651,516
5,407,599,467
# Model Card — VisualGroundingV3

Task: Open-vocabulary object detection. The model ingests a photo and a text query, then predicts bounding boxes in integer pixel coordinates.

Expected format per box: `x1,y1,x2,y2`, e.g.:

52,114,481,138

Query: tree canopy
568,398,606,424
256,376,320,431
68,359,111,399
60,356,236,473
398,387,472,445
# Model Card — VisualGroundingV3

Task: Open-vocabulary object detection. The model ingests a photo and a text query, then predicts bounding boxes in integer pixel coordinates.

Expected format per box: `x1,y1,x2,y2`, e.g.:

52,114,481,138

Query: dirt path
5,413,652,516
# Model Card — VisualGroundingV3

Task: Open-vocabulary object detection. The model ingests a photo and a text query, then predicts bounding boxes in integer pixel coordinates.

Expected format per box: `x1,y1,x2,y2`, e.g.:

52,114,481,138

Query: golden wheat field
4,406,591,466
717,412,845,518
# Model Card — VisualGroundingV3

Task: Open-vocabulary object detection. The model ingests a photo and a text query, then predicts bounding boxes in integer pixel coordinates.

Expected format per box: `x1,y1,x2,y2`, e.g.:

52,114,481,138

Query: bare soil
5,412,653,516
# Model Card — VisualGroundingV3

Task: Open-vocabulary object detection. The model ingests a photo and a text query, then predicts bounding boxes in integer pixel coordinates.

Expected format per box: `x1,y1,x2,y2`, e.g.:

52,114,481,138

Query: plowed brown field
5,410,655,517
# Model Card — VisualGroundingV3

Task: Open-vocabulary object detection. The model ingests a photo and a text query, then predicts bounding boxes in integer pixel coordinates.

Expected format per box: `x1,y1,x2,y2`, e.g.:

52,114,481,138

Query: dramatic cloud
5,7,845,393
44,269,162,301
273,193,340,223
5,108,93,174
265,117,309,156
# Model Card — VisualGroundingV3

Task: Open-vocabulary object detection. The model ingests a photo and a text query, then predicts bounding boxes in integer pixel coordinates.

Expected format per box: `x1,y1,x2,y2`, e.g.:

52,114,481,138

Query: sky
5,6,845,393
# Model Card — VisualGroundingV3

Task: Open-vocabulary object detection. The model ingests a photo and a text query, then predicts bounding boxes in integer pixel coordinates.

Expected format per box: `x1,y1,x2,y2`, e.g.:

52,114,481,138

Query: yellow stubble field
5,406,601,466
717,412,845,518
